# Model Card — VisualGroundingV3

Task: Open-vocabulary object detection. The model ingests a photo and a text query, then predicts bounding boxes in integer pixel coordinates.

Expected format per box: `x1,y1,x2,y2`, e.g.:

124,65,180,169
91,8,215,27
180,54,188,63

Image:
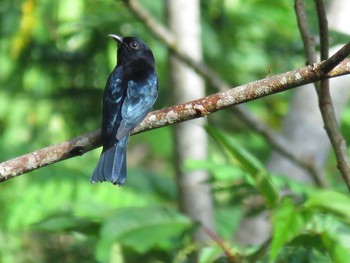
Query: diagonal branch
124,0,228,90
1,57,350,183
124,0,332,185
319,42,350,73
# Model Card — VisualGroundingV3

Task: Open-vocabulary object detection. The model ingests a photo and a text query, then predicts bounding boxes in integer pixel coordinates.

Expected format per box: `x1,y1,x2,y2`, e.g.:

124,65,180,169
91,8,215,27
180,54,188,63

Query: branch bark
315,0,350,191
294,0,317,65
1,56,350,183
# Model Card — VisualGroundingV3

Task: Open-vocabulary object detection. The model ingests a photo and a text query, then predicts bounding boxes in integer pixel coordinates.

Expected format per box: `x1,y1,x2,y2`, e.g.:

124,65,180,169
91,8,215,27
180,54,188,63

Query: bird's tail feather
91,136,129,186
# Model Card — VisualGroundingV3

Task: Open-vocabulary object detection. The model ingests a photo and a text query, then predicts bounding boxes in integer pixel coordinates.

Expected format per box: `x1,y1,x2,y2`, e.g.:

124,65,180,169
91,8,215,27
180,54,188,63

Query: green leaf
96,206,192,262
321,230,350,263
206,126,280,208
288,233,324,251
254,170,280,208
199,246,225,263
270,198,305,261
304,190,350,223
31,214,100,235
206,126,263,174
185,159,246,182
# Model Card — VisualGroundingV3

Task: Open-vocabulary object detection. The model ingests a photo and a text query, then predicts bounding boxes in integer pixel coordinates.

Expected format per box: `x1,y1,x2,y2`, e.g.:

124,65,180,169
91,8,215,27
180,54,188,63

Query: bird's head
108,34,155,67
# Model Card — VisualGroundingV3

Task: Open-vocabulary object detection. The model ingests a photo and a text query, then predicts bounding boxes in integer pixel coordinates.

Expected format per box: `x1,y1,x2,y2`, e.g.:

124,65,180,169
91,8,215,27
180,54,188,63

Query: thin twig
295,0,350,191
314,0,350,191
315,0,329,61
1,57,350,182
202,226,237,262
294,0,317,65
295,0,350,190
294,0,325,185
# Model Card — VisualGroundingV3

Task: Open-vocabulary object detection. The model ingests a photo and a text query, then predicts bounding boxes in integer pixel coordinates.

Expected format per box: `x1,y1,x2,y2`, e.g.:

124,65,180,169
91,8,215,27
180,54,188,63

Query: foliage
204,128,350,262
1,0,350,262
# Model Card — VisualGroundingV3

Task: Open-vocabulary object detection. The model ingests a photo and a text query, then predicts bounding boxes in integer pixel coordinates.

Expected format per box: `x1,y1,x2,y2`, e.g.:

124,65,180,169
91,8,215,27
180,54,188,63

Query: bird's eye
130,41,138,49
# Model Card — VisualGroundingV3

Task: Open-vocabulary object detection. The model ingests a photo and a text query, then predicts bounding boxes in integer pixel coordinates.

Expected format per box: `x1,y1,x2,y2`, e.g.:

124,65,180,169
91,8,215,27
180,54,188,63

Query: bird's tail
91,136,129,186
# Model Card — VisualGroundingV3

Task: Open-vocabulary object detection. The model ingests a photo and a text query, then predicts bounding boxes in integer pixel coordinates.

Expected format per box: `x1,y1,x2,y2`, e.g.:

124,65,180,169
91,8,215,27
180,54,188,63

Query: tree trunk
167,0,215,244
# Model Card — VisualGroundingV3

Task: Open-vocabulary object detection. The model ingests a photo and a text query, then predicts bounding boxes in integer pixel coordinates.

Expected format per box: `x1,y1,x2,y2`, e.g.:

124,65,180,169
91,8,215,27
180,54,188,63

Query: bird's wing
116,73,158,139
101,68,127,148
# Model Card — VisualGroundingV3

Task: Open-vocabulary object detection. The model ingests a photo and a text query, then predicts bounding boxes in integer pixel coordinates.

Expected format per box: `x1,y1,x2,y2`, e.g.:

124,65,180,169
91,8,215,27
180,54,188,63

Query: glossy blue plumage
91,35,158,186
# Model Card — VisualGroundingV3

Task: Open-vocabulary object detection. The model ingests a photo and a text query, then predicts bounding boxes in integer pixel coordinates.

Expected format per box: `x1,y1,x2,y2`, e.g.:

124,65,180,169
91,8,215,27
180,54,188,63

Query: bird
91,34,158,186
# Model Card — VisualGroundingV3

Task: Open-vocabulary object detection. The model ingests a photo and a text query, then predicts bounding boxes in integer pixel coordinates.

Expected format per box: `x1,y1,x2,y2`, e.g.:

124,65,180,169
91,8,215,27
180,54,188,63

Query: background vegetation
1,0,350,262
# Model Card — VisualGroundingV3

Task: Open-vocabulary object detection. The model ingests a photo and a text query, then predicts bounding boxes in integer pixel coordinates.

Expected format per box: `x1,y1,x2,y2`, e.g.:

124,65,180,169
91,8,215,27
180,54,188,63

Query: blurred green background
1,0,350,262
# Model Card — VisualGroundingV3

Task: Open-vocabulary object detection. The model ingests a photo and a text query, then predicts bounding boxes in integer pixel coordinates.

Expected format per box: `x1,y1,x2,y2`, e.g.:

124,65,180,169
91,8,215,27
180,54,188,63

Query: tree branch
314,0,350,191
319,42,350,73
294,0,350,190
294,0,326,186
315,0,329,61
1,57,350,183
125,0,332,184
294,0,317,65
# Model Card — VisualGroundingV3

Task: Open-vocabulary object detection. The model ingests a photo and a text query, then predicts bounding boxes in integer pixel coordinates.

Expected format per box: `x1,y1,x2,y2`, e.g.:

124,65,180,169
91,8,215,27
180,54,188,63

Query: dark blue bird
91,34,158,186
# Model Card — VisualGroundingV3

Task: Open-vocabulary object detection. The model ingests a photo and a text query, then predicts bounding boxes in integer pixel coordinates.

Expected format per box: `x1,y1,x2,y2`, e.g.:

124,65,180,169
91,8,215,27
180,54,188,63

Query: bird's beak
108,34,123,44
